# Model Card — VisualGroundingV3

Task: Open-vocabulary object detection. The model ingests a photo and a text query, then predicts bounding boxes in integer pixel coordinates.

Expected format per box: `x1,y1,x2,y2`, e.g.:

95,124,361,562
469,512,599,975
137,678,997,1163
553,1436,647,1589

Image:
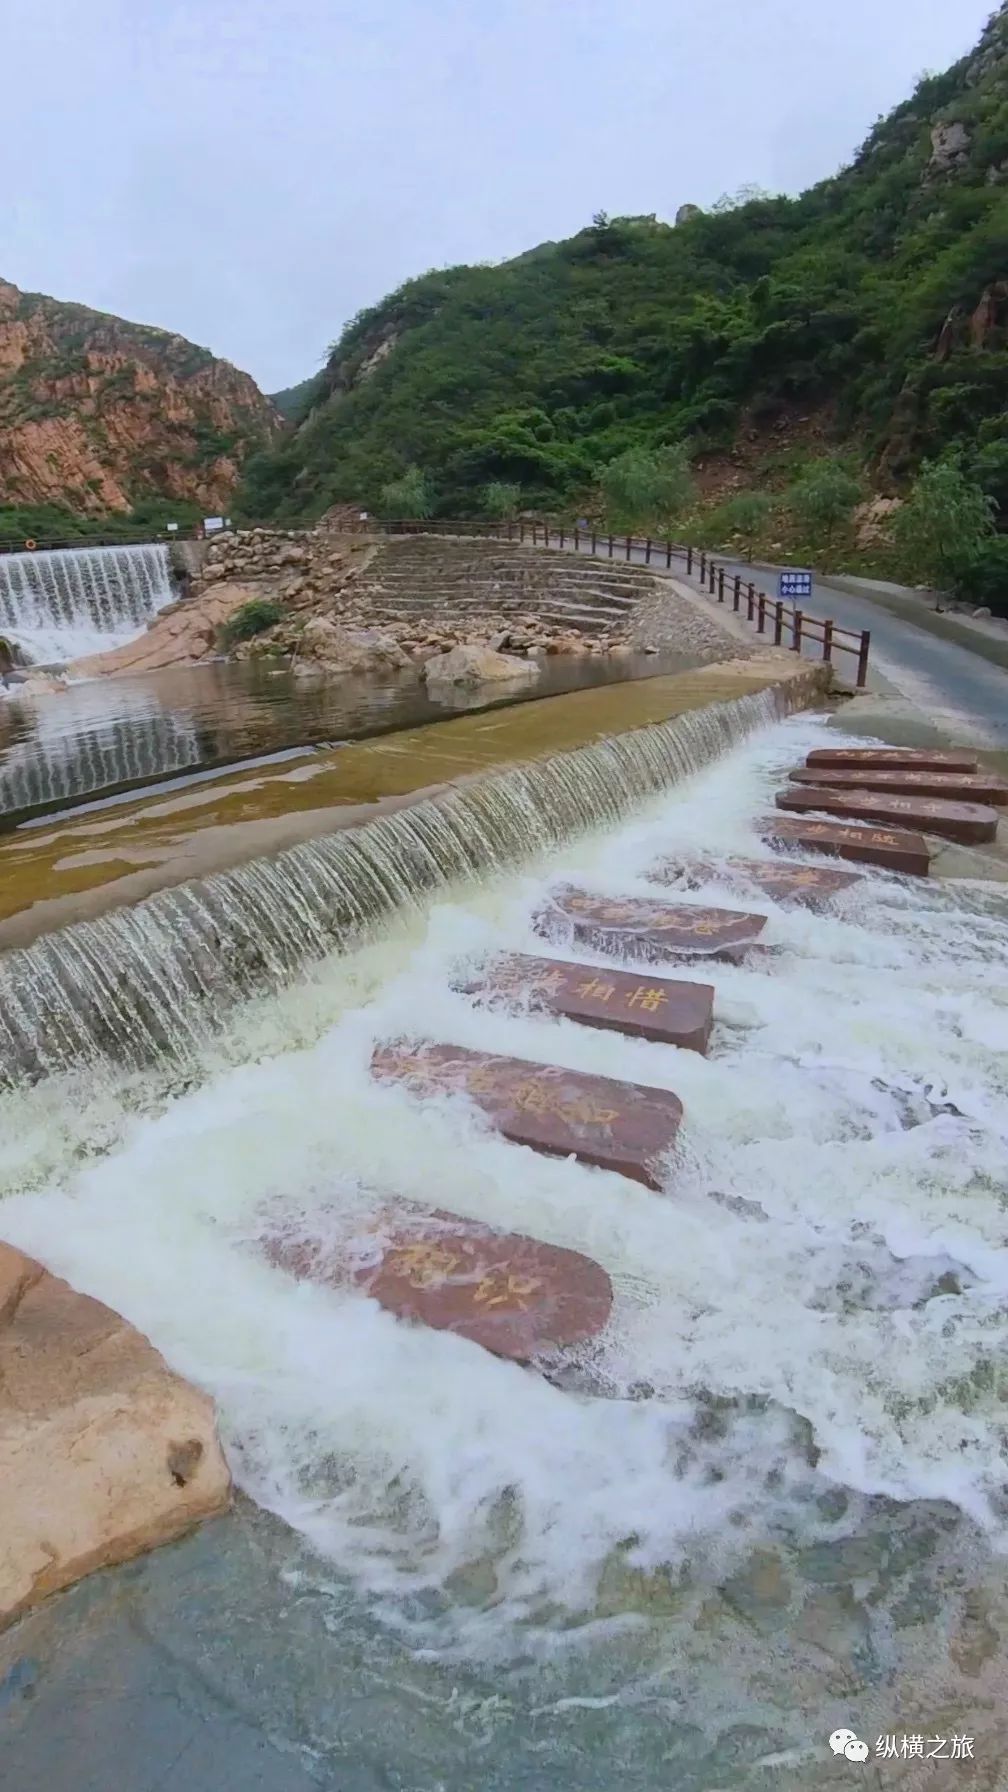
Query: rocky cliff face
0,279,280,514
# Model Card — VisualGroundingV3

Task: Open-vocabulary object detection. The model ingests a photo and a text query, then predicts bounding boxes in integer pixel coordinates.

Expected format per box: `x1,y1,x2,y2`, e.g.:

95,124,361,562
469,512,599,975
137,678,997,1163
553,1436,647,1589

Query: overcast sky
3,0,995,392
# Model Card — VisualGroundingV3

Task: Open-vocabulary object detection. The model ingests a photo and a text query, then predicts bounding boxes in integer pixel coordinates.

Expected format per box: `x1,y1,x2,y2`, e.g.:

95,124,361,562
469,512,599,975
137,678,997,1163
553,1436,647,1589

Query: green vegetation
240,4,1008,602
787,460,863,549
714,491,775,561
218,598,285,646
0,498,204,546
598,445,694,531
379,464,433,517
481,479,523,519
270,375,324,422
893,453,998,594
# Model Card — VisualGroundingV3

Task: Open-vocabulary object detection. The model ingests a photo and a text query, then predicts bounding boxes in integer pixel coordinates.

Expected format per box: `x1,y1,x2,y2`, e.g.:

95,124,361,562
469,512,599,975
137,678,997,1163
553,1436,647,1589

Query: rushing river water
2,712,1008,1788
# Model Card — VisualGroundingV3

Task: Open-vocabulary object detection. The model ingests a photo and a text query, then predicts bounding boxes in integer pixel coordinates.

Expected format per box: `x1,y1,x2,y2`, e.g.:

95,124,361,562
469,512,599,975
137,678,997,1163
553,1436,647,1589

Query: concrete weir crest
0,661,828,1084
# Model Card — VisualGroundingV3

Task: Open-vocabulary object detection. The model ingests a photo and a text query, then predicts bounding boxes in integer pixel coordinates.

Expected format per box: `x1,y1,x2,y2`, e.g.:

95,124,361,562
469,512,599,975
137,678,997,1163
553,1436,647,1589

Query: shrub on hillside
218,598,284,647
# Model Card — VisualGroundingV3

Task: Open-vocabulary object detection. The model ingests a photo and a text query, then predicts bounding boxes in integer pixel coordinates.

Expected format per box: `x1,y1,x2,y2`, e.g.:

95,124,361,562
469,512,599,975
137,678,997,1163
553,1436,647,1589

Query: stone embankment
0,1241,230,1630
68,529,750,684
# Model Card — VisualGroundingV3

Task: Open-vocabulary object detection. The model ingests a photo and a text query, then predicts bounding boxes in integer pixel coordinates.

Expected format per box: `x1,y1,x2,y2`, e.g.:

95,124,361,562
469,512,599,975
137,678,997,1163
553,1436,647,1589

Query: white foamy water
2,712,1007,1672
0,542,175,664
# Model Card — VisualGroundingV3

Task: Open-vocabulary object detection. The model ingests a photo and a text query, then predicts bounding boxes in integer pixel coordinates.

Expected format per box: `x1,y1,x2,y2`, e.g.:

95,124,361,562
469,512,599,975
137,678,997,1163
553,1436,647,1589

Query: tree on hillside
893,454,997,602
598,445,694,532
481,480,522,521
379,465,433,518
717,491,774,561
787,460,863,549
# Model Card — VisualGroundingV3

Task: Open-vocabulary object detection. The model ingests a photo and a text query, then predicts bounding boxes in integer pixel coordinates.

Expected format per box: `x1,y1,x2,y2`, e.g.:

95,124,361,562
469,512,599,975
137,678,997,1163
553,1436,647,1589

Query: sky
3,0,997,393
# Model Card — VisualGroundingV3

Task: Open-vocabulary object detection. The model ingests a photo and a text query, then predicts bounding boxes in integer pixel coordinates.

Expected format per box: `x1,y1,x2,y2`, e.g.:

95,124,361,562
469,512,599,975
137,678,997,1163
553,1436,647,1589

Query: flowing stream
1,709,1007,1785
0,542,175,663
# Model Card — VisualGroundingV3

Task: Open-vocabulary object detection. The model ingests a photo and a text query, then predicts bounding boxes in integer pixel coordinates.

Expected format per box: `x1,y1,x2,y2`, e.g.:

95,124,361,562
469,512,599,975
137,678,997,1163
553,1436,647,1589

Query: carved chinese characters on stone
648,855,860,908
760,816,931,875
790,766,1008,805
462,952,714,1052
263,1207,613,1361
775,785,999,845
805,747,978,772
371,1040,684,1188
535,886,767,966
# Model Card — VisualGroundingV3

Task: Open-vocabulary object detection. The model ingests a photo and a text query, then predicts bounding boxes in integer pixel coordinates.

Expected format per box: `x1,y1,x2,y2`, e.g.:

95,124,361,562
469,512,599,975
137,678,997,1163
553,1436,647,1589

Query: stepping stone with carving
806,747,979,773
775,785,999,845
760,815,931,876
648,855,860,908
372,1041,683,1189
536,885,767,965
461,953,713,1052
263,1205,613,1363
789,766,1008,805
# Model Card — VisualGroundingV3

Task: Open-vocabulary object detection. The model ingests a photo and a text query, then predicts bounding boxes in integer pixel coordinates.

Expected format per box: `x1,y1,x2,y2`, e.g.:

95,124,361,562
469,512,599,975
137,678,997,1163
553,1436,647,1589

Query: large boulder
0,1241,231,1629
421,644,541,689
296,618,410,674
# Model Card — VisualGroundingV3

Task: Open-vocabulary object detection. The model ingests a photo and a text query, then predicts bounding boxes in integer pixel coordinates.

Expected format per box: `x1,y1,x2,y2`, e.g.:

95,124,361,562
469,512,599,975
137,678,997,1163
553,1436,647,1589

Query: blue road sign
779,570,813,600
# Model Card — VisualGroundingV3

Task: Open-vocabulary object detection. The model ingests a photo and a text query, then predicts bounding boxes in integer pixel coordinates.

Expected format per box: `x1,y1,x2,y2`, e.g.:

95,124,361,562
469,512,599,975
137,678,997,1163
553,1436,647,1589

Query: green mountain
269,375,324,422
243,5,1008,524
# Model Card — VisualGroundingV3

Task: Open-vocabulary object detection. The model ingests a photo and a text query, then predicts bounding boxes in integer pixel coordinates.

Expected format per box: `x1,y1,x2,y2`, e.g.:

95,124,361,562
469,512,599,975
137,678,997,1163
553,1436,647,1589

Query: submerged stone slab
265,1208,613,1362
789,766,1008,805
760,815,931,876
463,952,713,1052
0,1241,231,1632
649,855,860,907
806,747,979,773
536,885,767,965
775,785,999,846
372,1041,683,1189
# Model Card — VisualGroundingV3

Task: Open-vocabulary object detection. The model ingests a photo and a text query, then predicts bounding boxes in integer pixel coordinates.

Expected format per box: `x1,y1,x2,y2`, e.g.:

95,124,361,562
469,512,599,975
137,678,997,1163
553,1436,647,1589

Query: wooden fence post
774,601,783,644
666,539,673,569
747,581,755,622
708,562,716,595
645,537,652,565
608,534,614,558
793,609,803,653
687,546,693,575
625,535,632,561
822,619,833,662
757,593,766,633
733,573,741,612
857,631,871,687
717,567,725,603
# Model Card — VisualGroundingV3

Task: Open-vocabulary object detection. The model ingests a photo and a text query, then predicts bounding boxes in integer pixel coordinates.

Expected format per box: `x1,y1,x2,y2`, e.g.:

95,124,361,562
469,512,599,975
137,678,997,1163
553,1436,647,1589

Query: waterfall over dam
0,542,175,664
0,685,789,1084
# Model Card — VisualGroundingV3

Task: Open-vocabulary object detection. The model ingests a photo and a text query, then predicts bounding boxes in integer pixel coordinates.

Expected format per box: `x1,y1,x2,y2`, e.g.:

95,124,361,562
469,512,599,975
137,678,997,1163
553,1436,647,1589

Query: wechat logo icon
830,1729,869,1763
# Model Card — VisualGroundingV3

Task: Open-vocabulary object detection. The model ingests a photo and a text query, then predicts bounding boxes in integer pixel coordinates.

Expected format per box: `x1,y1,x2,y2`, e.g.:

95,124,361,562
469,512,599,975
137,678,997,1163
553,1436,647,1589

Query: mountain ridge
0,278,280,517
241,4,1008,524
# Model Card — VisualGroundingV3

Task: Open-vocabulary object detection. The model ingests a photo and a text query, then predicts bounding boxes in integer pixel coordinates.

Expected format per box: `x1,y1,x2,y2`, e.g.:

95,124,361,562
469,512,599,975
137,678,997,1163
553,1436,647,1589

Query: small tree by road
481,480,522,521
379,465,434,518
892,454,997,603
599,445,694,533
787,460,862,549
717,491,774,561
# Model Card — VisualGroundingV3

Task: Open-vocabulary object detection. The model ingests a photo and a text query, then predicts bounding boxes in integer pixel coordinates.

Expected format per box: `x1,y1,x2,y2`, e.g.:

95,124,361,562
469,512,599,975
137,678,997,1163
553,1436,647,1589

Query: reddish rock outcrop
0,276,279,514
0,1240,230,1629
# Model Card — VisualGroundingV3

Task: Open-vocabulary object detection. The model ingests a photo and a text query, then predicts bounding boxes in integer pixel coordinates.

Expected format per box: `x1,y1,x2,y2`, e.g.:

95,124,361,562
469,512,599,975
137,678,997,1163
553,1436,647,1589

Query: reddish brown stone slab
264,1207,613,1362
775,785,999,845
535,886,768,966
806,747,978,773
462,953,714,1053
648,855,861,908
789,766,1008,805
371,1041,683,1189
760,816,931,876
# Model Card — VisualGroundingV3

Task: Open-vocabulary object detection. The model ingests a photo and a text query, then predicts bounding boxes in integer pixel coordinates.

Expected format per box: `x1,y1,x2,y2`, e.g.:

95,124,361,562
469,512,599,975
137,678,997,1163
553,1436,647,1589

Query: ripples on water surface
0,652,691,826
2,713,1008,1787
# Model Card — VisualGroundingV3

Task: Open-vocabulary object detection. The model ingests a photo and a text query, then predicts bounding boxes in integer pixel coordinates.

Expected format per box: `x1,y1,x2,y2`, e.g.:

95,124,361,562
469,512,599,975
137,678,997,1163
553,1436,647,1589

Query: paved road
704,557,1008,752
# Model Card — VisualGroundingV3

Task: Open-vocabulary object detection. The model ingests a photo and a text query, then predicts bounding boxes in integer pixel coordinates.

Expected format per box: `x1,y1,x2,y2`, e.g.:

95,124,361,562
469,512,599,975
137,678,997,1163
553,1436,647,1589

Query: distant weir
0,685,790,1084
0,543,175,664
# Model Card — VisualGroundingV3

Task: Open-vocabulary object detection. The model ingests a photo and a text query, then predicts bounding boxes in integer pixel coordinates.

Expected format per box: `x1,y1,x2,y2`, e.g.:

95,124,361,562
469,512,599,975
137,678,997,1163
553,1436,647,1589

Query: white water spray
0,542,175,663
